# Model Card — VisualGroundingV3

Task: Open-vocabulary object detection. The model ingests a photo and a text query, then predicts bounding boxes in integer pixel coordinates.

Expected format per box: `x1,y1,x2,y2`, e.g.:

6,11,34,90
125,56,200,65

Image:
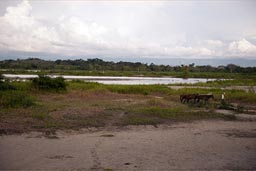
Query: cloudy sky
0,0,256,60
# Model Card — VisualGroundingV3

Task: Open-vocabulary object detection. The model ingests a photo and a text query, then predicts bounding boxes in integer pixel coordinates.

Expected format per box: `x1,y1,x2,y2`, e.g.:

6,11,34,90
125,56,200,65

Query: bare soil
0,120,256,171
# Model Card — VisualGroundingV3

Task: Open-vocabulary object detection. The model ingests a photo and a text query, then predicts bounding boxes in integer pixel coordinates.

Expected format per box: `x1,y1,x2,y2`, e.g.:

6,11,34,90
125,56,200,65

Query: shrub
31,75,67,91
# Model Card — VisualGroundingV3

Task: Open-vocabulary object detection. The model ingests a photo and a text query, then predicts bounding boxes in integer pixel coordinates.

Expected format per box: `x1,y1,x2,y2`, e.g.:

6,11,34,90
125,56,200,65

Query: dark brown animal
180,94,198,103
196,94,214,103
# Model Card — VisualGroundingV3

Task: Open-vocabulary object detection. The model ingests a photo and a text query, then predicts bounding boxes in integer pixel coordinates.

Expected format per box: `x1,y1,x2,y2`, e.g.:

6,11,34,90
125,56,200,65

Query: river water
3,74,218,85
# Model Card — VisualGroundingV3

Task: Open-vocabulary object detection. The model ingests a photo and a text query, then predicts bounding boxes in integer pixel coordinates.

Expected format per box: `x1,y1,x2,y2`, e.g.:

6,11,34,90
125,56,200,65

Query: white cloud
1,0,254,59
0,0,217,58
0,0,60,52
206,40,224,48
228,39,256,57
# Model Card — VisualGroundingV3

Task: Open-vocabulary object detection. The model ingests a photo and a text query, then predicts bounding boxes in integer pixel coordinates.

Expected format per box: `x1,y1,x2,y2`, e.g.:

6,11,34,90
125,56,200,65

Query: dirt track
1,120,256,171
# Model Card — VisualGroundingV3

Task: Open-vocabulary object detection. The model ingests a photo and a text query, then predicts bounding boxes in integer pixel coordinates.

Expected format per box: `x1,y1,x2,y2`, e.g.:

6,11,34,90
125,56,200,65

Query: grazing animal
196,94,214,103
180,94,198,103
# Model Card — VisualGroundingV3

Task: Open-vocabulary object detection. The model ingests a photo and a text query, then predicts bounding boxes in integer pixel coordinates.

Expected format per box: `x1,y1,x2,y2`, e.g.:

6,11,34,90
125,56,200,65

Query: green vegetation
106,84,169,95
0,74,34,108
30,113,51,120
0,90,34,108
121,107,234,126
0,82,16,91
194,78,256,87
31,75,67,92
181,65,189,79
69,80,169,95
0,74,16,91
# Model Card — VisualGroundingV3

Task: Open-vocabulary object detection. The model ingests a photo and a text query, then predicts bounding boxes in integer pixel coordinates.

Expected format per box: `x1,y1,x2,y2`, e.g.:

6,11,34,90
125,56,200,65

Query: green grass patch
30,113,51,120
69,81,170,95
120,106,234,126
68,80,102,90
0,90,34,108
44,120,59,129
121,114,161,126
62,113,111,128
134,107,193,120
227,91,256,103
0,81,16,91
11,81,31,91
194,78,256,87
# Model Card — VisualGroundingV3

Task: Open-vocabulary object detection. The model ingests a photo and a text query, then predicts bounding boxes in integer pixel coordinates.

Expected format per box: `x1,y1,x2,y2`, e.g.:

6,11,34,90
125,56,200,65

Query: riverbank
1,120,255,170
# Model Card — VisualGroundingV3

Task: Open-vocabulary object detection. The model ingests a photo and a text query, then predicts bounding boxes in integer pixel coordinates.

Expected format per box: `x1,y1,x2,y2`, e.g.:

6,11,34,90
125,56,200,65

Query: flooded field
3,74,217,85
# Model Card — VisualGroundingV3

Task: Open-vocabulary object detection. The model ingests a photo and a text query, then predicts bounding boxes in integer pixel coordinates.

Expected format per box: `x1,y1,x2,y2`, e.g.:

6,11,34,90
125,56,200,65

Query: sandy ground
0,120,256,171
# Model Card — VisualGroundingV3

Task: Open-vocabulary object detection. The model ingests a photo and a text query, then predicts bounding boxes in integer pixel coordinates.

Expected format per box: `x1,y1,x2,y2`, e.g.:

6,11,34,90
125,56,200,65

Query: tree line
0,58,256,73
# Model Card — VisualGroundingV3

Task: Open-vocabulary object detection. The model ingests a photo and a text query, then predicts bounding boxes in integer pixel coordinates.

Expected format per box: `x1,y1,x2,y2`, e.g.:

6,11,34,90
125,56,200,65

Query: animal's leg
181,97,185,103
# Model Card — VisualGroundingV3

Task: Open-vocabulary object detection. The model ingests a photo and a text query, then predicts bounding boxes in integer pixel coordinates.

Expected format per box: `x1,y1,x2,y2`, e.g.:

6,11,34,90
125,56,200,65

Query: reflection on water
3,74,218,85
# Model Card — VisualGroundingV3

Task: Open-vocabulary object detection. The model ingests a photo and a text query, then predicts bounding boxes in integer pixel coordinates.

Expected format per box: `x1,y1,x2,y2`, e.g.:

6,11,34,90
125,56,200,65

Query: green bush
0,91,34,108
31,75,67,91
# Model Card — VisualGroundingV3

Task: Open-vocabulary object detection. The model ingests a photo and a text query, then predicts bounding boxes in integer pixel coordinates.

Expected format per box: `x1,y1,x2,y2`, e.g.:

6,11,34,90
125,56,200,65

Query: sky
0,0,256,62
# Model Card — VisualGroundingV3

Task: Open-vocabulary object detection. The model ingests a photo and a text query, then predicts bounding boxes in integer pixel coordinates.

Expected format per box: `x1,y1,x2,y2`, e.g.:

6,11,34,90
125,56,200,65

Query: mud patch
0,128,24,135
124,162,131,165
100,134,114,137
222,130,256,138
44,130,59,139
46,155,73,160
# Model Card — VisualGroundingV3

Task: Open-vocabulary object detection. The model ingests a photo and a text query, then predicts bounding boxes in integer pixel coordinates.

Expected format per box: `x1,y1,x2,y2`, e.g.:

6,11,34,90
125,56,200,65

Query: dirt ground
0,120,256,171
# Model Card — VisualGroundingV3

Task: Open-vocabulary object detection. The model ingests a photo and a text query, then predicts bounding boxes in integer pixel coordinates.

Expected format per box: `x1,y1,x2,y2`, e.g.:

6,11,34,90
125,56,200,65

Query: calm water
3,74,218,85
